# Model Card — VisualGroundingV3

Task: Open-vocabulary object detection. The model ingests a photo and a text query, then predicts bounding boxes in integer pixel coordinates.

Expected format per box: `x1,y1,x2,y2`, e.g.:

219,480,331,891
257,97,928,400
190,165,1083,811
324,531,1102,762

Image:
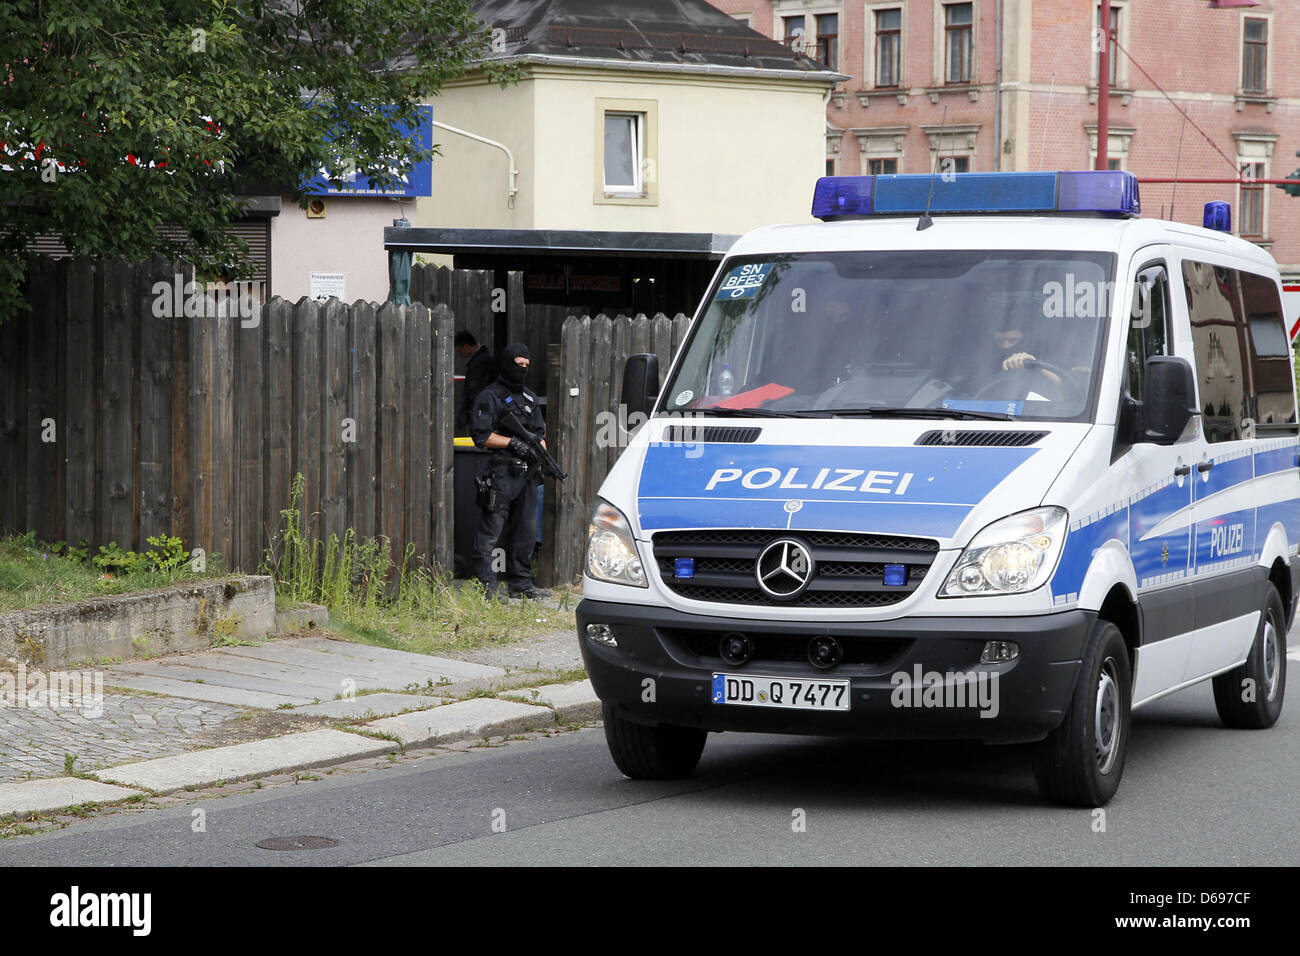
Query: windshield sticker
717,263,773,299
674,389,694,406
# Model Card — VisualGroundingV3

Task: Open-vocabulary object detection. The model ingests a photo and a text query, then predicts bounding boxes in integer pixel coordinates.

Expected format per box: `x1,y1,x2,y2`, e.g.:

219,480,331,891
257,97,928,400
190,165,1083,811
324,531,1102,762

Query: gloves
507,437,538,463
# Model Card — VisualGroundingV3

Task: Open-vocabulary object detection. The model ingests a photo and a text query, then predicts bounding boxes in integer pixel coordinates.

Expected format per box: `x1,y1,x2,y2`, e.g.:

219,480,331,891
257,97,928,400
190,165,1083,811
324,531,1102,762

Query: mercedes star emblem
755,538,815,600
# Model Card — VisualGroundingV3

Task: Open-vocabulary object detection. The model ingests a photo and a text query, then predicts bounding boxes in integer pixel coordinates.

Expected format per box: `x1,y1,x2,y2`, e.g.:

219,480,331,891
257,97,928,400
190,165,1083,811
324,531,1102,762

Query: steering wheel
972,359,1081,405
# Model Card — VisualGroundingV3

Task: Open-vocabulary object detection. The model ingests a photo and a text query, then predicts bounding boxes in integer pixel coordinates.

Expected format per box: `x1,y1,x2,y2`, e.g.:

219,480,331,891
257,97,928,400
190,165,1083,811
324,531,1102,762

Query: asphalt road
1,672,1297,866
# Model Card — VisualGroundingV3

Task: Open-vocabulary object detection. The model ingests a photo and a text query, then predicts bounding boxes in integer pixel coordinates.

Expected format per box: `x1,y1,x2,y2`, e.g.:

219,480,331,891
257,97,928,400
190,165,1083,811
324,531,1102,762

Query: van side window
1124,264,1169,403
1240,270,1298,432
1185,260,1274,442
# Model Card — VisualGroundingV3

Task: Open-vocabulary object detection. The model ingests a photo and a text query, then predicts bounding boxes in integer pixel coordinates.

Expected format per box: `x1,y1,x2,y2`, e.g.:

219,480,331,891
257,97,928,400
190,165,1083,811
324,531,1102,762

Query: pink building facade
710,0,1300,277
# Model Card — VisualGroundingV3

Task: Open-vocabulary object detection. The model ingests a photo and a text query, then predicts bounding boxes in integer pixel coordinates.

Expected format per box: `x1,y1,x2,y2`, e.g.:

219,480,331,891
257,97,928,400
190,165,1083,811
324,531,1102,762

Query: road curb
0,777,142,818
365,697,557,747
98,729,398,794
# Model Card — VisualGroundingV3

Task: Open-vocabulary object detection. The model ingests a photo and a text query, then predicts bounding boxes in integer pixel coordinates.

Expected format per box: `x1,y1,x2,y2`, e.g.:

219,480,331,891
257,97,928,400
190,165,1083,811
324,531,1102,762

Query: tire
1032,620,1131,806
602,703,707,779
1212,584,1286,730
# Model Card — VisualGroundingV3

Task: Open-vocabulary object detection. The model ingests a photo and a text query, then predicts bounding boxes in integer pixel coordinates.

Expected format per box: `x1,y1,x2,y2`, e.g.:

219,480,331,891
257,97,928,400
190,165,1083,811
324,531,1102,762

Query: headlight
940,506,1068,597
586,500,647,587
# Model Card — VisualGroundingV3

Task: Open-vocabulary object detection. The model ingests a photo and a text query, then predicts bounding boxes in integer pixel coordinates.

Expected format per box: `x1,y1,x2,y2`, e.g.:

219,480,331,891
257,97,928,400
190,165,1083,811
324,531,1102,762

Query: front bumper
577,599,1096,744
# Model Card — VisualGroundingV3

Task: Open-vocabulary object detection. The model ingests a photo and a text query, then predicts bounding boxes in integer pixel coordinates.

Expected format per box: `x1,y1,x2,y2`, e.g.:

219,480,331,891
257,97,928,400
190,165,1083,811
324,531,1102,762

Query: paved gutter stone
0,777,141,816
291,694,447,719
215,643,465,689
98,674,312,709
107,661,334,699
99,729,397,793
289,637,505,681
365,698,554,747
120,651,395,694
499,680,601,723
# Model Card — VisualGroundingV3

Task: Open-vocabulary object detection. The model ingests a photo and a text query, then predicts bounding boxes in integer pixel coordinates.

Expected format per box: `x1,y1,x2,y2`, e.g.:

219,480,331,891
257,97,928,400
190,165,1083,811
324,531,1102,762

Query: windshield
662,250,1116,421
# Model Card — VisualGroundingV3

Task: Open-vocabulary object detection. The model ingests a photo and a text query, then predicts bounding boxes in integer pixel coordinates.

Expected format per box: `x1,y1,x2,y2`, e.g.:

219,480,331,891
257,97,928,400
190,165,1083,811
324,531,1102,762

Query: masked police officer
469,343,552,600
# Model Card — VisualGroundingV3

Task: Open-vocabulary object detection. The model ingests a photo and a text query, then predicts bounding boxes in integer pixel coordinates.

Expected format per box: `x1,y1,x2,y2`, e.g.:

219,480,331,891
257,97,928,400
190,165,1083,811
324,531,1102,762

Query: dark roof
475,0,838,76
384,226,738,258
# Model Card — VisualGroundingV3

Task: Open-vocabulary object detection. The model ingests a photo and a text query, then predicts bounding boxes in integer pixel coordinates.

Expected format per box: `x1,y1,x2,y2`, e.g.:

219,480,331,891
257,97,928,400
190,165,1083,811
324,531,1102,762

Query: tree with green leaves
0,0,505,318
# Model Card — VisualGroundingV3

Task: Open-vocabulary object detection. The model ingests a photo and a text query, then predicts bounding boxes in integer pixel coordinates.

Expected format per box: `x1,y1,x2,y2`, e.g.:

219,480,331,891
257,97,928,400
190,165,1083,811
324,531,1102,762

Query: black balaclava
498,343,530,392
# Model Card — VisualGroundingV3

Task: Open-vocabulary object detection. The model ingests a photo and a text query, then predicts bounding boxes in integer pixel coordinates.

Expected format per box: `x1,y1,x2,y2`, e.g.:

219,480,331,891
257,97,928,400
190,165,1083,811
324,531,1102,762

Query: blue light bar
1203,201,1231,232
810,176,874,217
811,170,1141,220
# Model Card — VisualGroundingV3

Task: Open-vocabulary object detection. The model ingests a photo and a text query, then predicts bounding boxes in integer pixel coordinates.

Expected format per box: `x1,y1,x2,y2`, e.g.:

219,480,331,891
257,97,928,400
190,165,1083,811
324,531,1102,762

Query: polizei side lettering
704,467,915,495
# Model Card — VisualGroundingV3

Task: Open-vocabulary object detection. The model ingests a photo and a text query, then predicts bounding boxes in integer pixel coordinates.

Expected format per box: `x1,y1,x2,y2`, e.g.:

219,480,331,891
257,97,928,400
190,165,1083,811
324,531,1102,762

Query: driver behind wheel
992,325,1061,387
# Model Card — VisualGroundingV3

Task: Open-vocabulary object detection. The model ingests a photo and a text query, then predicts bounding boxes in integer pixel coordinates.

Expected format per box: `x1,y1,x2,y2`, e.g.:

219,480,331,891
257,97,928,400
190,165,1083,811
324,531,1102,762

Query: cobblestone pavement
0,694,243,782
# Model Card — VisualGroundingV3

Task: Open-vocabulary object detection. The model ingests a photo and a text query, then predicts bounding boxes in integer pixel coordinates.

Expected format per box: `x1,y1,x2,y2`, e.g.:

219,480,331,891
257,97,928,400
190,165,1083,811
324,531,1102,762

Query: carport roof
383,226,739,259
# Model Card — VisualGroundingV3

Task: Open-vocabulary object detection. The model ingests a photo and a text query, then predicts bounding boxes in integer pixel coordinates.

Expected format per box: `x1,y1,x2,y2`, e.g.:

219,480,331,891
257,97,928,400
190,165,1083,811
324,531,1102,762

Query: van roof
729,216,1279,274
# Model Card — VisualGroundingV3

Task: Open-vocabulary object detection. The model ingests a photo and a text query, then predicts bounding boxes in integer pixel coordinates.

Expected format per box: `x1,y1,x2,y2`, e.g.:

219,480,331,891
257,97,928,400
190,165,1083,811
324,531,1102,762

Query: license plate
712,673,850,711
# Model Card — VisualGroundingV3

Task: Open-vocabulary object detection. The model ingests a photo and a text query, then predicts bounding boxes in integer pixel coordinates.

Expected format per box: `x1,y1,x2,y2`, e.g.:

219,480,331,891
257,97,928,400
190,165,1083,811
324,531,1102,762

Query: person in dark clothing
455,330,496,433
468,343,552,600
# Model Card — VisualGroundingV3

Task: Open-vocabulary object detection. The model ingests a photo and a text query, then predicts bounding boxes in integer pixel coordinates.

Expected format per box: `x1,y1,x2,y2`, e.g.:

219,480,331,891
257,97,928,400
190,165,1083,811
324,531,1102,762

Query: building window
944,3,973,84
1095,5,1119,86
595,98,657,205
876,9,901,87
1240,162,1265,238
783,15,806,53
940,155,970,174
815,13,839,69
826,158,835,176
604,113,643,193
1242,17,1267,93
869,158,898,175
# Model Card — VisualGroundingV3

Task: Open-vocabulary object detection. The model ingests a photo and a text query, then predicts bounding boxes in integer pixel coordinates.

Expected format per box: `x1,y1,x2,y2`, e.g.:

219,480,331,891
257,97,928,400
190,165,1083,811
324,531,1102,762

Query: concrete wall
0,576,276,668
419,65,828,235
271,196,404,303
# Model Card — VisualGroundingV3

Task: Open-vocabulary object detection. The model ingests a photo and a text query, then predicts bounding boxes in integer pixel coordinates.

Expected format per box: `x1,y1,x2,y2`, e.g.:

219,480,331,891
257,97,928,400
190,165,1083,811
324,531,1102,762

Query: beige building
406,0,845,302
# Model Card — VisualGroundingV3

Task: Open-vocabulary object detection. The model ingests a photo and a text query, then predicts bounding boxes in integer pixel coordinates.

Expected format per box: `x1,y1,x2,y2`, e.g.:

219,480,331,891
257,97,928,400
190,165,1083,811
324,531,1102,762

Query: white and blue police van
576,170,1297,805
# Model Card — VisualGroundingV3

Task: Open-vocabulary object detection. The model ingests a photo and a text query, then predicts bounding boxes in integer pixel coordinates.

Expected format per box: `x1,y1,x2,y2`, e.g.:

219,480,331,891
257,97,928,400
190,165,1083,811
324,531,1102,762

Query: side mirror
622,353,660,419
1141,356,1198,445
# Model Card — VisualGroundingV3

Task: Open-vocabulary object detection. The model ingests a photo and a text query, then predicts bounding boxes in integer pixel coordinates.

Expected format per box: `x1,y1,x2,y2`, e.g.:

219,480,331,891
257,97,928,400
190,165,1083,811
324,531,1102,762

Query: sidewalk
0,627,597,819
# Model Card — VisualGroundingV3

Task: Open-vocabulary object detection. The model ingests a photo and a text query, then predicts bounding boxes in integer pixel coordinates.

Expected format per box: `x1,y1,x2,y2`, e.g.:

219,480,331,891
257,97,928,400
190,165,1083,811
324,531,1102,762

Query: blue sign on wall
304,104,433,198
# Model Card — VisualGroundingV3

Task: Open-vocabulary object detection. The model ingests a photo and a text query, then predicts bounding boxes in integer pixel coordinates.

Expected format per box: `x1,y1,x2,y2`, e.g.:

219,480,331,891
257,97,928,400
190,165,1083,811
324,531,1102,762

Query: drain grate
255,835,340,851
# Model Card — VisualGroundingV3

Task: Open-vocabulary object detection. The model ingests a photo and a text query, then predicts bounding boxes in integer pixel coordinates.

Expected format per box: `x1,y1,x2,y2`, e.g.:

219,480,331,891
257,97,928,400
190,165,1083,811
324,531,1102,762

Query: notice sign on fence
310,272,346,301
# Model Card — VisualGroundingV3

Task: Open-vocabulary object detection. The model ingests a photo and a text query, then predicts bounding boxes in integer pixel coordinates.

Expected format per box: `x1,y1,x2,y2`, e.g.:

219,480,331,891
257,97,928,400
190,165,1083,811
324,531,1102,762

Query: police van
576,171,1297,805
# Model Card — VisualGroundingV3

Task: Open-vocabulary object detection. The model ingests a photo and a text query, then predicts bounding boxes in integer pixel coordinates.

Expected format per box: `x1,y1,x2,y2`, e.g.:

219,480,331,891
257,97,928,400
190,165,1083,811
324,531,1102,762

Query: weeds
261,474,575,655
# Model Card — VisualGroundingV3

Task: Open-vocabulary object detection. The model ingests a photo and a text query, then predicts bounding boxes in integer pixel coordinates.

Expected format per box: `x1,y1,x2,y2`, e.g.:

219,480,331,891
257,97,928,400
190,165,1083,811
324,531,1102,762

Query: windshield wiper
826,406,1016,421
701,407,827,419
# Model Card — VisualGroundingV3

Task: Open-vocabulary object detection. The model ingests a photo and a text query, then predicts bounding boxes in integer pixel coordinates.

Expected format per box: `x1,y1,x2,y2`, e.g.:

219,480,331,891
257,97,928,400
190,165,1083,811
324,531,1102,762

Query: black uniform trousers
472,461,538,590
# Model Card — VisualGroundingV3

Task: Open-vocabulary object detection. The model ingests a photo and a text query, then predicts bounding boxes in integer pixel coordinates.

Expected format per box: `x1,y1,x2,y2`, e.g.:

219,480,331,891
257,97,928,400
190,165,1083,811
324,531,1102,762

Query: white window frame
923,123,979,171
1089,2,1130,90
1238,12,1272,96
773,0,842,65
1233,133,1277,241
933,0,977,87
852,126,907,175
1085,124,1134,171
864,2,906,91
594,98,658,206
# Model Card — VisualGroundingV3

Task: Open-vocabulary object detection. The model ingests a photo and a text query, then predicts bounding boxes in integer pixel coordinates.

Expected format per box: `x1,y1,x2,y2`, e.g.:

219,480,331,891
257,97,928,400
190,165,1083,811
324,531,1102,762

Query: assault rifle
499,403,568,480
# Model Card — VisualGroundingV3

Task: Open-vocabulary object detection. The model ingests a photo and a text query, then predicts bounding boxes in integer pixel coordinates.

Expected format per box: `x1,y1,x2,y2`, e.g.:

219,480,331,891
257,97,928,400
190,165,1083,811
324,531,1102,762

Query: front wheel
1212,584,1286,729
1032,620,1131,806
602,703,707,780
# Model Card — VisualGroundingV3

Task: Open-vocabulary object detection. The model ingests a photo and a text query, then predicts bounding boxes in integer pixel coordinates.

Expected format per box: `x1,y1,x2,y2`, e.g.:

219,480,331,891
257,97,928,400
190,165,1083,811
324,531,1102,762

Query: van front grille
653,529,938,609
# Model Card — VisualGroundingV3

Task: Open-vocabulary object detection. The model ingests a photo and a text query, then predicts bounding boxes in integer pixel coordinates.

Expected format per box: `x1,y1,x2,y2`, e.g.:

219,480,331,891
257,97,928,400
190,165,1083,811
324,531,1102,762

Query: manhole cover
255,836,339,851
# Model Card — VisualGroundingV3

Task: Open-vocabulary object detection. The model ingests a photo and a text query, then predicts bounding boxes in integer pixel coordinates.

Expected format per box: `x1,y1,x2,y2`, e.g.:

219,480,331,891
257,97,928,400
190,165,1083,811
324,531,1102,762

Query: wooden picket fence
0,256,456,575
545,312,691,585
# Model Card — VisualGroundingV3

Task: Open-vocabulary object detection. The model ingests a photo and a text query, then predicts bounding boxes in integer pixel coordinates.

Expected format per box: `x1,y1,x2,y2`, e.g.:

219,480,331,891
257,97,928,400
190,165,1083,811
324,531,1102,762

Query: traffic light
1276,151,1300,197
